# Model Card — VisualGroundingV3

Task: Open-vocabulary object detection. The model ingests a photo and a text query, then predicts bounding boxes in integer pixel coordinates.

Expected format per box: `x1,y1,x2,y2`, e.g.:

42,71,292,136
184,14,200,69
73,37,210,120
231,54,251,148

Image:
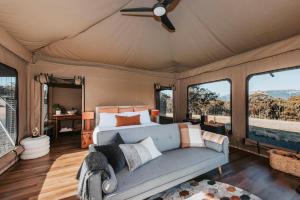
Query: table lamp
82,112,94,131
151,109,160,123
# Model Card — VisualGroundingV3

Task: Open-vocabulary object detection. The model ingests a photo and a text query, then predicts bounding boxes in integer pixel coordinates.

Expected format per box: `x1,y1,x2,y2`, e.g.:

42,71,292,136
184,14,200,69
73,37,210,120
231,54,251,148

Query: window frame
245,65,300,139
0,62,19,146
186,78,232,132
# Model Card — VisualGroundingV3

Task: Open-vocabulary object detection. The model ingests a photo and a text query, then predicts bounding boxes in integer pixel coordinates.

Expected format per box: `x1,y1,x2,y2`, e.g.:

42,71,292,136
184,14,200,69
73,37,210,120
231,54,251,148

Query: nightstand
81,129,93,148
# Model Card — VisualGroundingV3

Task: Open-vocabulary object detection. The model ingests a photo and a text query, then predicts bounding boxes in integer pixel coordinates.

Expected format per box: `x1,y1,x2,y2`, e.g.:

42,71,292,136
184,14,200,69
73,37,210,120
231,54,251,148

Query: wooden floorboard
0,133,299,200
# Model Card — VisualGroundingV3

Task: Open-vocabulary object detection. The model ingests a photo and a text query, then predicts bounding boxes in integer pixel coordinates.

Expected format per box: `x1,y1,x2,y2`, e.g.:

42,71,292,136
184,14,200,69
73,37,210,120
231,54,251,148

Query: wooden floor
0,133,299,200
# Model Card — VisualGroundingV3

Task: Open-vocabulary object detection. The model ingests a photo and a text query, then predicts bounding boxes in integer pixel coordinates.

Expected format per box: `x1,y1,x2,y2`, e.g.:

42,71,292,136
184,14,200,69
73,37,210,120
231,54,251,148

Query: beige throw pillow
178,123,205,148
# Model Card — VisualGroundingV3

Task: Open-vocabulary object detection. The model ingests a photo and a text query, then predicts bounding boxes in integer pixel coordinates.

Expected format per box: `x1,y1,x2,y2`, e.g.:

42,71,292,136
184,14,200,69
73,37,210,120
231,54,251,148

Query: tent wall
0,28,32,62
0,35,29,174
51,87,82,112
176,36,300,148
28,60,175,129
0,42,28,142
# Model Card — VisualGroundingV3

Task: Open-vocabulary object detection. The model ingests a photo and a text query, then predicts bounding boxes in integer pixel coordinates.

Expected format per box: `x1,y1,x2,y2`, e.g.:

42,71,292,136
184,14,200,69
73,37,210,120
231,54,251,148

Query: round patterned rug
148,179,262,200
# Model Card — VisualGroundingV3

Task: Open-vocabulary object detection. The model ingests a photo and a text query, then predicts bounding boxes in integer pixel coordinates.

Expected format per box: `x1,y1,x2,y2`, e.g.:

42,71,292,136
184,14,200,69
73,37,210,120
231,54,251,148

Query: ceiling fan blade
161,15,175,31
120,7,153,13
162,0,174,7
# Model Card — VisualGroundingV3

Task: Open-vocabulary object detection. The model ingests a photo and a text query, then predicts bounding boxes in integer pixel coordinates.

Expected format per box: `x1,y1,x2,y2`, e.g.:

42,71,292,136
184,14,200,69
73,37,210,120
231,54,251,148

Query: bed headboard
95,105,153,126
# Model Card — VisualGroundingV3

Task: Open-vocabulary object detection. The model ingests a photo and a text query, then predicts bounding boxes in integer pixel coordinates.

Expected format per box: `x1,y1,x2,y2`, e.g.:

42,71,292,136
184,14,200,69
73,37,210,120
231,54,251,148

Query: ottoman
20,135,50,160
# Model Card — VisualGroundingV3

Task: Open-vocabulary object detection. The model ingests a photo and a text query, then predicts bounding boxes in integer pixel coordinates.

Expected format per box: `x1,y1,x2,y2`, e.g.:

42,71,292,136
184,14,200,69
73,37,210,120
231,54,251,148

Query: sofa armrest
221,137,229,163
88,172,103,200
204,134,229,163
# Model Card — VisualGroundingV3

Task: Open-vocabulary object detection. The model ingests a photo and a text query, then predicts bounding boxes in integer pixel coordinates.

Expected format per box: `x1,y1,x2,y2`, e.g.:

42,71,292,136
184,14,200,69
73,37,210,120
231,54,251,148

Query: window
42,84,49,124
187,80,231,133
155,87,174,124
0,63,18,157
247,67,300,152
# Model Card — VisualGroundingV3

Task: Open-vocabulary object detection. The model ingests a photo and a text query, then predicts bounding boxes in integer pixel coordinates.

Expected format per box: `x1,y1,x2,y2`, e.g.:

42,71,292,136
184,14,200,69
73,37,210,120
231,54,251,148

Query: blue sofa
88,123,229,200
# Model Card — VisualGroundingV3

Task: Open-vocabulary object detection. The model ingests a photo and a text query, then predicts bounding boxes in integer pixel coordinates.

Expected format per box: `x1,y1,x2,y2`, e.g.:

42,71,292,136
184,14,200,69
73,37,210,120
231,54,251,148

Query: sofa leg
218,166,222,175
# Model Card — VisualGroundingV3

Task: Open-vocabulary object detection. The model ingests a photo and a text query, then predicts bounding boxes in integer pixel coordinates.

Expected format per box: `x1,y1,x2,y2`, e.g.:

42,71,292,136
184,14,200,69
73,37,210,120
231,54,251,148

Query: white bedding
92,122,159,144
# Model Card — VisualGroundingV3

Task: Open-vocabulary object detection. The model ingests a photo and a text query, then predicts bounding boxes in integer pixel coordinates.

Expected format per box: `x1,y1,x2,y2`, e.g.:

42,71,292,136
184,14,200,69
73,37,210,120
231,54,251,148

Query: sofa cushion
98,124,180,152
104,148,226,200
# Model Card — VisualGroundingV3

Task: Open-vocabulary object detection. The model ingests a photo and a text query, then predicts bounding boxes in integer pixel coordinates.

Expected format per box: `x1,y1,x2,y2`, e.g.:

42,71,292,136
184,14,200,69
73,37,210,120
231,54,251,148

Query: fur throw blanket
77,152,110,200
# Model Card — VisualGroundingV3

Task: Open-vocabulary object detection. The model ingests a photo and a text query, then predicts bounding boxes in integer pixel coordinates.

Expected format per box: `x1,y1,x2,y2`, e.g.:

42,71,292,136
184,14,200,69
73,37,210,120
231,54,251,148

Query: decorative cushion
95,133,126,173
119,110,151,124
202,131,227,144
203,131,227,152
102,164,118,194
115,115,141,127
119,137,162,171
178,123,205,148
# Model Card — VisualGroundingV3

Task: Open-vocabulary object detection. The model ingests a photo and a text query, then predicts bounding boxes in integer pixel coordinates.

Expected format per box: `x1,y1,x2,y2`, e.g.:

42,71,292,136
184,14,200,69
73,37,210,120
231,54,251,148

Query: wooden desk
201,122,226,135
52,114,82,138
183,119,201,125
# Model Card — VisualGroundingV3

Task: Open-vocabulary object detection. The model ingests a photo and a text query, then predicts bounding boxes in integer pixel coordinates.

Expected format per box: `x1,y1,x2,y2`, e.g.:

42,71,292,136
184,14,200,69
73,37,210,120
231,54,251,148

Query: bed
93,105,160,144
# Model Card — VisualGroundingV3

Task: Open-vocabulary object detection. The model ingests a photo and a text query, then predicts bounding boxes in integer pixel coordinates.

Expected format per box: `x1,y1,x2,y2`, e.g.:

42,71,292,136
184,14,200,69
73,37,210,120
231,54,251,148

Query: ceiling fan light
153,6,166,16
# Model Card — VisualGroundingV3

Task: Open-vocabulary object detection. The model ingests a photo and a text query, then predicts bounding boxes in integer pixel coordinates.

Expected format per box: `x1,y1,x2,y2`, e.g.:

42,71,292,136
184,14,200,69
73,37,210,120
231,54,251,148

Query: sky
192,80,231,96
0,77,16,87
249,68,300,92
188,68,300,96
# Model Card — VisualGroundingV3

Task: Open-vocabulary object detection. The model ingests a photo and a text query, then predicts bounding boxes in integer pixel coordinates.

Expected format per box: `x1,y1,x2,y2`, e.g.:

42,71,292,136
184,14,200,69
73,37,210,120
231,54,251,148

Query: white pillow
99,113,117,127
118,110,151,124
138,110,151,124
188,125,205,147
117,112,136,117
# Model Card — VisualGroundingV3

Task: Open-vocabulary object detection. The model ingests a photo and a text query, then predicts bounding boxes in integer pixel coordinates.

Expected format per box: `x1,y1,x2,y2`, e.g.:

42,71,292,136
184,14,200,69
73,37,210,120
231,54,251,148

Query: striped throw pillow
119,137,162,171
178,123,205,148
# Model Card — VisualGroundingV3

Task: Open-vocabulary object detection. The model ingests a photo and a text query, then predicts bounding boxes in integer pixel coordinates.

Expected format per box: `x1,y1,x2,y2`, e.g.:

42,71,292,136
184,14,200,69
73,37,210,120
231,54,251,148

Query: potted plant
52,104,62,115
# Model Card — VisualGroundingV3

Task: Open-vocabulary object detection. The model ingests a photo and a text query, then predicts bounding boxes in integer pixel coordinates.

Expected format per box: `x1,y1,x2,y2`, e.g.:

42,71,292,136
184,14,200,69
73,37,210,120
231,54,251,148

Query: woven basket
269,149,300,177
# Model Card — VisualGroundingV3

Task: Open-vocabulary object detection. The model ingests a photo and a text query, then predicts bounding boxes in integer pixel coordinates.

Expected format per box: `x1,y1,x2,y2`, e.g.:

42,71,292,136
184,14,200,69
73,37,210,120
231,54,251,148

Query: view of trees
159,91,173,116
188,86,230,116
249,92,300,121
0,85,16,97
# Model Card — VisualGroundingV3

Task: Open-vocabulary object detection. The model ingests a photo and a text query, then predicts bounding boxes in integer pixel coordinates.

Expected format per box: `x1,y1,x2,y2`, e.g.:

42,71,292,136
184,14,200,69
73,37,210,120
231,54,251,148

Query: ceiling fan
120,0,176,31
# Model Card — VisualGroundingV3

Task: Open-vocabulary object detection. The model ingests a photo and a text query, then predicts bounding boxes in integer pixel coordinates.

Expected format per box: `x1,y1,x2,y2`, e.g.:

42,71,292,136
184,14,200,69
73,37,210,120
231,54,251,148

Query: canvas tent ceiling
0,0,300,72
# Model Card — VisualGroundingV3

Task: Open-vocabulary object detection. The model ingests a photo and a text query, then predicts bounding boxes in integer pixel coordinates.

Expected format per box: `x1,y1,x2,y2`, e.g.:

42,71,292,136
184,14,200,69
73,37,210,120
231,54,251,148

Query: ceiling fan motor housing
153,3,166,16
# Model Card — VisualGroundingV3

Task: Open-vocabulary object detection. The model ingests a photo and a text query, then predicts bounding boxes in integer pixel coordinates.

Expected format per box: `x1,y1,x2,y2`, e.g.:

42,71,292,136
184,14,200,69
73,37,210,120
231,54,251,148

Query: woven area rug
148,179,262,200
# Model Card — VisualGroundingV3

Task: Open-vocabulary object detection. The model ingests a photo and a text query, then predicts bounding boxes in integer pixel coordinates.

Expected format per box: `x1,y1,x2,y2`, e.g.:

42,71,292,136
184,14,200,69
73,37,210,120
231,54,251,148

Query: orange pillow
115,115,141,127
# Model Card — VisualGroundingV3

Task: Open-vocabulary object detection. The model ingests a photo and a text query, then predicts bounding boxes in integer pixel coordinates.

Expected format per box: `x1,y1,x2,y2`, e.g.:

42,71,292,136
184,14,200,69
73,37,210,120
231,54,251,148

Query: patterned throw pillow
203,131,227,152
119,137,162,171
178,123,205,148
